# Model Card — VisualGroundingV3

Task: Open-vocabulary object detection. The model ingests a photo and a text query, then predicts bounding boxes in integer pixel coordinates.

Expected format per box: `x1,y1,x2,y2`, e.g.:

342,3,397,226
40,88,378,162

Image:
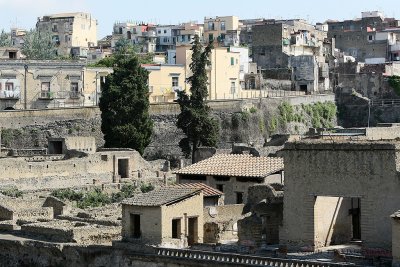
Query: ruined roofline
284,140,400,151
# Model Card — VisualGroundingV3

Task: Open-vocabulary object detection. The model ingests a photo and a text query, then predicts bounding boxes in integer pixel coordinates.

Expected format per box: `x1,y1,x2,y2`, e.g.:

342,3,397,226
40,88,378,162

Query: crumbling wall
203,204,245,243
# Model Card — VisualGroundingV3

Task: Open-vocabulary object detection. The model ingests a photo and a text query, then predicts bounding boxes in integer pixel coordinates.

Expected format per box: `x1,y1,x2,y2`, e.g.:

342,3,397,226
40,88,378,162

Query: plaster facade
122,191,204,248
393,213,400,267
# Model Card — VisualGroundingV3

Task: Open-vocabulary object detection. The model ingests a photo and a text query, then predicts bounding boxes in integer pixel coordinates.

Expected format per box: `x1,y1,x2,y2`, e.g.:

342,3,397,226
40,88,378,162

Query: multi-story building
156,23,204,52
252,19,331,93
204,16,241,46
0,60,111,110
36,12,97,58
327,11,400,62
239,18,265,57
176,22,204,45
142,64,186,103
175,44,241,100
111,22,157,53
10,28,27,48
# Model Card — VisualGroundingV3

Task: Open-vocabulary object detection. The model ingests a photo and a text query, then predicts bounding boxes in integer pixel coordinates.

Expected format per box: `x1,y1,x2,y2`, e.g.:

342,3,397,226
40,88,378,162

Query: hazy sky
0,0,398,38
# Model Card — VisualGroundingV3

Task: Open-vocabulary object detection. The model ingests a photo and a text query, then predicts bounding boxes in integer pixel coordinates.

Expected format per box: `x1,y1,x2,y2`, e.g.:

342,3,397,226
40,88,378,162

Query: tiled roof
172,183,223,197
174,154,284,178
122,187,201,207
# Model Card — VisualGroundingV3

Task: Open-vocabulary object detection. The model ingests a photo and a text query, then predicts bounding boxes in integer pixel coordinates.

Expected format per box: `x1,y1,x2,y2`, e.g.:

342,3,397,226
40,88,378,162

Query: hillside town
0,6,399,267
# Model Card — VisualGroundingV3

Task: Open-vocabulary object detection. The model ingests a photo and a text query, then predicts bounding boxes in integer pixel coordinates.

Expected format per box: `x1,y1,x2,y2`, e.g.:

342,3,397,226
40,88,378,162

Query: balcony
0,90,20,100
39,91,54,100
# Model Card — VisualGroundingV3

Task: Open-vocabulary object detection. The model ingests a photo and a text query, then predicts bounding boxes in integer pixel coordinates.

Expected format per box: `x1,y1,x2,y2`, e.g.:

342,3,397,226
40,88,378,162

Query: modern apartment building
204,16,241,46
36,12,97,58
112,22,157,53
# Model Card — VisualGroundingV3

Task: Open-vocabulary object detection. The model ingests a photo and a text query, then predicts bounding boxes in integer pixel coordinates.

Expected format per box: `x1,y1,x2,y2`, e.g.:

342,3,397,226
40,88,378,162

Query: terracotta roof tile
122,187,200,207
171,183,223,197
174,154,284,178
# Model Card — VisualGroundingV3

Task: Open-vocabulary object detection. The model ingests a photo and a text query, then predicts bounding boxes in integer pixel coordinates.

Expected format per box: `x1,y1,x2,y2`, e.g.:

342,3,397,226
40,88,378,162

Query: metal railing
155,248,362,267
0,90,20,99
370,99,400,107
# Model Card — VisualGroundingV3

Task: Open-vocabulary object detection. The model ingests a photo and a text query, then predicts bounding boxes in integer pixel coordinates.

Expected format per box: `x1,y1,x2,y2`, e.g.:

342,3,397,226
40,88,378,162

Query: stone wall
281,141,400,250
203,204,245,243
393,217,400,267
0,95,335,162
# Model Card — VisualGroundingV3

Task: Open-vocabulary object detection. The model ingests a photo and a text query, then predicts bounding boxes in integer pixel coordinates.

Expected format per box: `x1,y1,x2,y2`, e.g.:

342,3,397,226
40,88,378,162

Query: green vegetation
99,45,153,155
231,111,250,129
249,107,257,113
51,184,144,209
140,183,155,193
21,29,58,60
269,101,337,134
176,35,219,162
0,29,11,47
302,101,337,128
389,76,400,96
1,187,23,198
1,129,14,147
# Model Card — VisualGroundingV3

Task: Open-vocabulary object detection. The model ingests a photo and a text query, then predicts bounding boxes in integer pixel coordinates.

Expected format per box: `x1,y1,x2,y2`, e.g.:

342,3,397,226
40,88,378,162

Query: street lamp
24,64,28,109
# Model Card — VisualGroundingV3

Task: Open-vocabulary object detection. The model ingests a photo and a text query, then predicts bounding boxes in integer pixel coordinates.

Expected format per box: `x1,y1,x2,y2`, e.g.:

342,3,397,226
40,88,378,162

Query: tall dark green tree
176,35,219,162
99,52,153,155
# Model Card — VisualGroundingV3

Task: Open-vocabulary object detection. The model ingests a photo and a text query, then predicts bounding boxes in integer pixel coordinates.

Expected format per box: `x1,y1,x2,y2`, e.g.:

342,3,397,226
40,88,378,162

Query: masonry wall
203,204,244,243
122,205,162,245
393,219,400,267
281,142,400,250
161,193,204,247
0,150,144,190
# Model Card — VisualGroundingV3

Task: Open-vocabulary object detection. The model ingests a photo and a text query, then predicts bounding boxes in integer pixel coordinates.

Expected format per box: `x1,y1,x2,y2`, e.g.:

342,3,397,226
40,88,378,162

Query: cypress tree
99,53,153,155
176,35,219,162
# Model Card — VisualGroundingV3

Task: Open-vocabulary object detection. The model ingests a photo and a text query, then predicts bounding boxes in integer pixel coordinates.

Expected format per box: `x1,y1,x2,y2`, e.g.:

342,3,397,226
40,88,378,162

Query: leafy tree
0,29,11,47
176,35,219,162
389,75,400,96
99,52,153,155
21,29,57,60
91,37,153,67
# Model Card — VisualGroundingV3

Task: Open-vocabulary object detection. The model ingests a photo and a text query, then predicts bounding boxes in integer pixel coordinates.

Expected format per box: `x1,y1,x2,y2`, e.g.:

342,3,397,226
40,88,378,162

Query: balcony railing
39,91,54,100
0,90,20,99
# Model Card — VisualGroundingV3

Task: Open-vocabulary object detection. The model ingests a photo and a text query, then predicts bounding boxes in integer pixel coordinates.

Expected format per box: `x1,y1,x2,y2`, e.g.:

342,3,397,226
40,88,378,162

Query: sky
0,0,398,38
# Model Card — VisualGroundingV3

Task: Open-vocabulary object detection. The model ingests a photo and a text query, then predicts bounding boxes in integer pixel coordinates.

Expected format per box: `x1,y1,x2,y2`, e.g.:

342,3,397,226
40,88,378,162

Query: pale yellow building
204,16,241,45
142,64,186,103
0,60,111,110
176,45,241,100
122,187,204,248
36,13,97,58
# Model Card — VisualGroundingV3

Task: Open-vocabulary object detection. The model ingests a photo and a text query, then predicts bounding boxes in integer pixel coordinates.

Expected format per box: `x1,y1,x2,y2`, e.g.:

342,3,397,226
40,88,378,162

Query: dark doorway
300,84,308,92
130,214,141,238
118,158,129,178
188,217,198,246
172,218,181,239
48,140,63,154
350,198,361,240
236,192,244,204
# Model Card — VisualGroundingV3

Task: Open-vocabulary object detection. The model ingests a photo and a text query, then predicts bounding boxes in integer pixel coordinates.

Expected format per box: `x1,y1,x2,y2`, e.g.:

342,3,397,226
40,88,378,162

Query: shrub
249,107,257,113
140,183,155,193
111,184,136,203
1,187,23,198
77,188,111,209
51,188,83,201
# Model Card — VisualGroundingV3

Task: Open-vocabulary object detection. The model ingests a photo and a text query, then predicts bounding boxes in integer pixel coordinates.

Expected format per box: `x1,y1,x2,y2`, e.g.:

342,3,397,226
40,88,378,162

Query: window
220,33,226,41
158,30,161,34
172,77,179,87
41,82,50,91
208,22,215,31
236,192,244,204
216,184,224,192
230,57,235,65
71,82,79,93
65,35,69,43
5,83,13,91
368,35,373,41
52,24,58,32
164,30,167,34
209,34,214,42
230,81,236,94
221,21,226,31
172,218,181,239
